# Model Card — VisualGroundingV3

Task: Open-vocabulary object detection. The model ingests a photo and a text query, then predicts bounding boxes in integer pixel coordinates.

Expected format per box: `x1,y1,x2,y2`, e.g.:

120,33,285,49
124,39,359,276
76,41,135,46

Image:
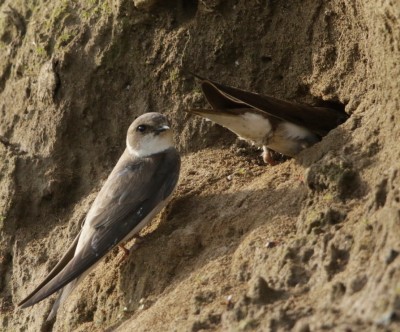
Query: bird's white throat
127,133,174,157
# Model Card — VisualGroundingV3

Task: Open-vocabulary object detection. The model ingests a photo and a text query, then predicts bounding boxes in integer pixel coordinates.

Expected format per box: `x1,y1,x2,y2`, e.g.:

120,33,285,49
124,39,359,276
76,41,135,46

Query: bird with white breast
19,112,181,320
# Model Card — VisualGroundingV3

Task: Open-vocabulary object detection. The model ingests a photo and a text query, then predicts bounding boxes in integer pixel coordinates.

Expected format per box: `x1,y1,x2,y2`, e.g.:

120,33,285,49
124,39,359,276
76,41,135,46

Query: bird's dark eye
136,125,147,132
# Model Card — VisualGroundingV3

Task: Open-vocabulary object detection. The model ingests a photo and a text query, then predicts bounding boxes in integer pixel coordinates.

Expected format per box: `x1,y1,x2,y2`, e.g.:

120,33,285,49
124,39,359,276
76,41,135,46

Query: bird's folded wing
197,77,348,136
187,107,268,118
18,230,81,307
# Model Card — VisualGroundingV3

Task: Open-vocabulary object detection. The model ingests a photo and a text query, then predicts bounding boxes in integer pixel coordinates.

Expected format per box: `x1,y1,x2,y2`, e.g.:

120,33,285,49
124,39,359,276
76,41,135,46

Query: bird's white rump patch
281,122,313,139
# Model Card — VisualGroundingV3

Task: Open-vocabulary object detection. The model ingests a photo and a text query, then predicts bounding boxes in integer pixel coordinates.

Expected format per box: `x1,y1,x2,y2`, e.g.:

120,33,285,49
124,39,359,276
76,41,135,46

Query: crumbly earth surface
0,1,399,331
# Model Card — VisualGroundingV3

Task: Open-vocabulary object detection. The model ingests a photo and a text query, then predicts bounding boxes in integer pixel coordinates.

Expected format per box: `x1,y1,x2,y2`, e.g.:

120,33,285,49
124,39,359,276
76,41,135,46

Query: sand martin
186,76,348,164
18,112,181,319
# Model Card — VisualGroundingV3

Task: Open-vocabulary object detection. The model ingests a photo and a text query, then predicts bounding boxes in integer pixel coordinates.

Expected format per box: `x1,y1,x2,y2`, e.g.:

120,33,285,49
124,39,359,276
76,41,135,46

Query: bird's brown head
126,112,174,157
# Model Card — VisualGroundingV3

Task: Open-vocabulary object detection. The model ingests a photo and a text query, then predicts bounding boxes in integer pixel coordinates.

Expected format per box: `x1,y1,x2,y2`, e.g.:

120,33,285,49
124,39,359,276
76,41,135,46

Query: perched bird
186,76,348,164
19,112,181,319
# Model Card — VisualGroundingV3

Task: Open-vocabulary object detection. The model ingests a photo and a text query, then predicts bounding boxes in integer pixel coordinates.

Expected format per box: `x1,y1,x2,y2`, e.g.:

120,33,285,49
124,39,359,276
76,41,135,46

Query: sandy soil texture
0,0,399,331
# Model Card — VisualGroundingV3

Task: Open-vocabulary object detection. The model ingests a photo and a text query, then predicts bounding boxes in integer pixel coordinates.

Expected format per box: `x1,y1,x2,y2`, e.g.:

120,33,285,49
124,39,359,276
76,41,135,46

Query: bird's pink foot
117,236,144,264
262,147,289,165
262,148,279,165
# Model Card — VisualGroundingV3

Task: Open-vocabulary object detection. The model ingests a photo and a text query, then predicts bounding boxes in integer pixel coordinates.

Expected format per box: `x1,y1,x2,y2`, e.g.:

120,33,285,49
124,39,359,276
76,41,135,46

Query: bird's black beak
155,125,170,133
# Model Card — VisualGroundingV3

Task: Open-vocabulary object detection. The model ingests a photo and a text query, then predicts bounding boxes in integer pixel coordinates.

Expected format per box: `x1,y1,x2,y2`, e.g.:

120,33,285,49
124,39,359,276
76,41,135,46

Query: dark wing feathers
90,149,180,231
189,107,270,119
198,78,348,136
19,148,180,308
201,82,248,110
18,231,81,307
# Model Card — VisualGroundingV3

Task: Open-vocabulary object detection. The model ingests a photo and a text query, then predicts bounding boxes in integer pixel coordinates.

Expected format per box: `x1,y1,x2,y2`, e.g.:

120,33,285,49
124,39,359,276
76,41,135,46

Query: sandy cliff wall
0,0,399,331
